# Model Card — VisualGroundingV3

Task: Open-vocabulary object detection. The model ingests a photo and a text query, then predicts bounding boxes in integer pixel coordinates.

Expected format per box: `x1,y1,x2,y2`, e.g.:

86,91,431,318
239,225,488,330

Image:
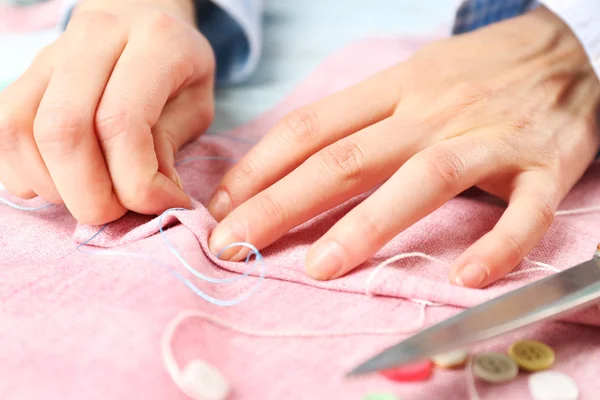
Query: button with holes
473,352,518,383
508,340,555,372
380,359,433,382
432,349,468,369
528,371,579,400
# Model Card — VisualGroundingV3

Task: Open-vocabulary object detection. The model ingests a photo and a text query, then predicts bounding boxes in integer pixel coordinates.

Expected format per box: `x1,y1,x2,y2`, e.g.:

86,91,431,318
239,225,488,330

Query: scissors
348,244,600,377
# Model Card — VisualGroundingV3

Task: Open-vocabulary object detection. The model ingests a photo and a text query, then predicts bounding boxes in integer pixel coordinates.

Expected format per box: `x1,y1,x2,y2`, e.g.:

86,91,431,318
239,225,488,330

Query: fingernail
209,219,247,260
455,263,489,287
306,240,346,280
208,189,232,222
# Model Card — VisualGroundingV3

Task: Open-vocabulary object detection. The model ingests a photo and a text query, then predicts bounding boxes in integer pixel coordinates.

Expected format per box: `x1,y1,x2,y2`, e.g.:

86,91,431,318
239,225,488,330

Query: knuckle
32,43,55,65
500,231,525,266
68,10,118,36
4,184,35,200
117,180,153,210
140,9,180,34
94,106,133,143
422,148,465,190
232,157,262,185
352,213,387,248
253,192,287,227
279,108,321,143
33,109,86,156
168,54,196,91
534,197,556,231
0,111,20,153
318,140,366,182
75,204,119,225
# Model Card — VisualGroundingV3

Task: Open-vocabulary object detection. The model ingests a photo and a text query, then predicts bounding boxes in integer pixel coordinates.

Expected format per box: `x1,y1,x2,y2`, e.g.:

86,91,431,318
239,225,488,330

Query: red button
380,360,433,382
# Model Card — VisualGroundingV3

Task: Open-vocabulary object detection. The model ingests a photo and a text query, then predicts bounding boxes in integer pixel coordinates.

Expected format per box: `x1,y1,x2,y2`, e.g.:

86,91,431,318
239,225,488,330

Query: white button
180,360,231,400
528,371,579,400
472,352,518,383
432,349,468,368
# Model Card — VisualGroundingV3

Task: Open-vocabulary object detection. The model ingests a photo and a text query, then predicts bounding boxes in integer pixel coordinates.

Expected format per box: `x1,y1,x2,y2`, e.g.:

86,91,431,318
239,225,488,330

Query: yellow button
508,340,555,371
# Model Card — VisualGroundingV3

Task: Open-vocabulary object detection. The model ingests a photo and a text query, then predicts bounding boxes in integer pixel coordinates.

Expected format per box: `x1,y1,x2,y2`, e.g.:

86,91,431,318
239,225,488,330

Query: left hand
207,7,600,288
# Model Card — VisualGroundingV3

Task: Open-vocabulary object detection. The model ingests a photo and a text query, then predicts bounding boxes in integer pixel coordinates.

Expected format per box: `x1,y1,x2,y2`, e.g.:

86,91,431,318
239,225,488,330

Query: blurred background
0,0,456,131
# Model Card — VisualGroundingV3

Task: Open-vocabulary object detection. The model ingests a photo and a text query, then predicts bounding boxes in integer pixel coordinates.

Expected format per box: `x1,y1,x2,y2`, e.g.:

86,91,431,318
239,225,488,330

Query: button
472,352,518,383
180,360,231,400
362,393,402,400
380,359,433,382
529,371,579,400
508,340,555,371
432,349,468,369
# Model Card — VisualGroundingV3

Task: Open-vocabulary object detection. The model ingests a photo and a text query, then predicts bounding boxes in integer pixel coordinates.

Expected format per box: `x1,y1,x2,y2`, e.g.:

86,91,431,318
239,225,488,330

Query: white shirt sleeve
539,0,600,79
59,0,264,84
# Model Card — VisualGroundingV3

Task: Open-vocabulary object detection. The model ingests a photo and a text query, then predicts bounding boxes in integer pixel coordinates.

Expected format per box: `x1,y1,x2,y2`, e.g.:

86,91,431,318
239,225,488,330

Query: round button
362,393,402,400
529,371,579,400
508,340,555,371
472,352,518,383
380,359,433,382
432,349,468,369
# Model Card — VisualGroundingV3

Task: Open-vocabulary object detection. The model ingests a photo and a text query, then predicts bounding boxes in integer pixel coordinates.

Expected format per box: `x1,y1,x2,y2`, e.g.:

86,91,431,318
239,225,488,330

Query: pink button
380,360,433,382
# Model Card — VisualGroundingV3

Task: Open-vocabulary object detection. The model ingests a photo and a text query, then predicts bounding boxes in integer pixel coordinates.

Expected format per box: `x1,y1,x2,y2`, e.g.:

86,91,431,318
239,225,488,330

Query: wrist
518,6,600,106
74,0,196,25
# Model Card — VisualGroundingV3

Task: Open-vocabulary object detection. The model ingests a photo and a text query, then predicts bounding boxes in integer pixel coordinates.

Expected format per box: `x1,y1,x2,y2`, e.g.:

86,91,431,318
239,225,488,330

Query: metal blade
348,257,600,377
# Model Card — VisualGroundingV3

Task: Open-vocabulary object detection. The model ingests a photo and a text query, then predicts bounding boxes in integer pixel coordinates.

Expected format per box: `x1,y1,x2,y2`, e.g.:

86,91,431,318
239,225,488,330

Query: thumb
154,131,185,192
153,84,214,193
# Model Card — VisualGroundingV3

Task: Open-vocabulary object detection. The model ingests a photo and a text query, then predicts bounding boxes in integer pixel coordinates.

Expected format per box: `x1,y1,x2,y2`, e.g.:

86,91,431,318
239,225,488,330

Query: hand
0,0,215,224
207,7,600,288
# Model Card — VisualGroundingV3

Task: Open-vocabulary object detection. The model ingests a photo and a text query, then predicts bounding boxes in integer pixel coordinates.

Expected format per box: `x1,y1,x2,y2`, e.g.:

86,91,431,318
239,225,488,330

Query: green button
362,393,401,400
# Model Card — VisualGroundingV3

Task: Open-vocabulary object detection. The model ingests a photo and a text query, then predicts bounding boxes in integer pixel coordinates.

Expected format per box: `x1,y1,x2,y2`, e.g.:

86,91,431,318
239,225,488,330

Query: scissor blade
348,257,600,377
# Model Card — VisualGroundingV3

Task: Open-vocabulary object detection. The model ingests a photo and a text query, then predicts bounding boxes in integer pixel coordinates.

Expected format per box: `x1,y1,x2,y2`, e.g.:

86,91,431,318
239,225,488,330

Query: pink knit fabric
1,37,600,400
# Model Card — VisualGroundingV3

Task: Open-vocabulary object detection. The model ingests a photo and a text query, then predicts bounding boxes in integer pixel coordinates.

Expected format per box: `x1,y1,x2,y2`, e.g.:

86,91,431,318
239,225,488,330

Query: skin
0,0,213,224
1,3,598,288
206,6,600,288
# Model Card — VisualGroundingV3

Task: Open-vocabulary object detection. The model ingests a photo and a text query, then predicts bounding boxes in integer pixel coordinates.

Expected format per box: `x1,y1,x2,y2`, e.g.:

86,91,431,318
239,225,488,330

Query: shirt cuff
539,0,600,80
195,0,262,84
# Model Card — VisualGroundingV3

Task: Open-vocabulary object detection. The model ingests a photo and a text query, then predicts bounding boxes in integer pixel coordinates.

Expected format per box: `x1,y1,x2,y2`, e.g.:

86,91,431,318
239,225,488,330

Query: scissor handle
595,243,600,259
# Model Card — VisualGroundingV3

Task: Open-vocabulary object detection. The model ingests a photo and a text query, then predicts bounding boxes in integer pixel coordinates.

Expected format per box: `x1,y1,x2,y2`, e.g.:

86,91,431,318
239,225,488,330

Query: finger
207,66,405,221
33,12,127,224
0,163,35,199
0,51,55,201
153,82,214,190
449,171,559,288
95,16,213,215
304,133,511,280
208,116,421,259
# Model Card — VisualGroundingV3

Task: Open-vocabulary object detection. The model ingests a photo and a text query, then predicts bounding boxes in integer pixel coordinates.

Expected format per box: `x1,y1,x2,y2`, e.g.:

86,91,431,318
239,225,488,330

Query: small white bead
180,359,231,400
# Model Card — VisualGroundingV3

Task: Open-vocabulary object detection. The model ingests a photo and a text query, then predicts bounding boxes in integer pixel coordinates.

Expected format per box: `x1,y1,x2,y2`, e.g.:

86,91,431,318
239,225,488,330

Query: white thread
0,196,53,211
466,356,481,400
162,303,431,344
365,252,451,296
161,303,437,399
366,253,561,297
555,206,600,216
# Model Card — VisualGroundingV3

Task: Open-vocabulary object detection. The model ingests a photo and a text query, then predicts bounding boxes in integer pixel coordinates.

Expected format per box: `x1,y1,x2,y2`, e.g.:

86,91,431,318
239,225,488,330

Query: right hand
0,0,215,224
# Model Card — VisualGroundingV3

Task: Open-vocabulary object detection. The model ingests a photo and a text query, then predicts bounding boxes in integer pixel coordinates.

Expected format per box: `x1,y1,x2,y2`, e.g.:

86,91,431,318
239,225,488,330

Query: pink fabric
1,37,600,400
0,0,63,32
